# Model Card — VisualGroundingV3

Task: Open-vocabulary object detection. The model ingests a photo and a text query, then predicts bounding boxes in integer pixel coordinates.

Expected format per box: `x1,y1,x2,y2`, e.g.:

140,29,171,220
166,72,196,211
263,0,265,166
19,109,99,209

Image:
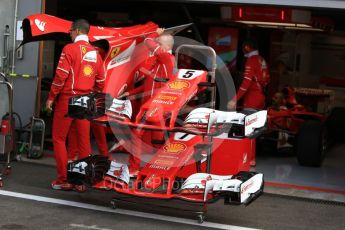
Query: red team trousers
67,123,108,159
52,95,91,181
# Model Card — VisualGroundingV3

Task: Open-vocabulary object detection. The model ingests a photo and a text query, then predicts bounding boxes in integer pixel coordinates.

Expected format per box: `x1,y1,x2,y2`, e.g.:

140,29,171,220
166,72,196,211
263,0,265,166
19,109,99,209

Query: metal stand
0,78,13,187
27,117,45,158
194,143,213,173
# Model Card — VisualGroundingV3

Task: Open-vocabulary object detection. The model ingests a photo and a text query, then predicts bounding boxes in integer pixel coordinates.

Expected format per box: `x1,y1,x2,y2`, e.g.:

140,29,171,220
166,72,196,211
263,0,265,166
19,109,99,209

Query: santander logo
34,19,46,32
241,180,254,194
245,115,258,126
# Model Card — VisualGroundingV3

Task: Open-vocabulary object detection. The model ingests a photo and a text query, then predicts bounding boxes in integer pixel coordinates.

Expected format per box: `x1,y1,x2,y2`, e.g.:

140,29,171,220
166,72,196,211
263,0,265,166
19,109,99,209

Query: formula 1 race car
22,14,267,222
260,87,329,167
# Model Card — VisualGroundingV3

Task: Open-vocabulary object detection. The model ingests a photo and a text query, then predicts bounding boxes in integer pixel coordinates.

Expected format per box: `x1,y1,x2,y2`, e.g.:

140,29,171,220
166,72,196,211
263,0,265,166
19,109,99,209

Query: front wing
67,155,264,204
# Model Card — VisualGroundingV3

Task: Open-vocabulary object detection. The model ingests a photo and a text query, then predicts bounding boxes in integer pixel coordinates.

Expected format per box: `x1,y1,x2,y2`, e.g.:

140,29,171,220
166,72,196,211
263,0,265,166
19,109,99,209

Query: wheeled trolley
27,116,45,159
0,74,14,187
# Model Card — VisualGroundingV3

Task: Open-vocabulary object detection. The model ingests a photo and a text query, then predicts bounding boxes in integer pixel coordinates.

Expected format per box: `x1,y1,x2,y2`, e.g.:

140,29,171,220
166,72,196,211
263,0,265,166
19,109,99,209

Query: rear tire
296,120,325,167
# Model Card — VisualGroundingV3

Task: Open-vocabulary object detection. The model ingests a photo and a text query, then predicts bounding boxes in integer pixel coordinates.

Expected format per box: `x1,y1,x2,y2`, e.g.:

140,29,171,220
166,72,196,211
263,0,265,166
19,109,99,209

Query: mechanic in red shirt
282,86,305,111
67,46,109,160
270,92,287,111
227,39,270,167
127,28,175,176
46,19,105,190
227,39,270,110
122,28,175,102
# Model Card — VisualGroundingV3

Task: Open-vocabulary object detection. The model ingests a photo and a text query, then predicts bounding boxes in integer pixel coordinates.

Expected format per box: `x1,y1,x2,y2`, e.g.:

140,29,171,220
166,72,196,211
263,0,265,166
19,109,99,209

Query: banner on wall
208,27,238,72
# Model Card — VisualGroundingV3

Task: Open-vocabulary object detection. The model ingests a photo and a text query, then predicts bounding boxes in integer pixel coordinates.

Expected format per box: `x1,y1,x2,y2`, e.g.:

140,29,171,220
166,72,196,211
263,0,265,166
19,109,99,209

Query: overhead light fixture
237,20,324,31
236,20,312,28
221,6,333,32
284,26,324,31
256,24,324,31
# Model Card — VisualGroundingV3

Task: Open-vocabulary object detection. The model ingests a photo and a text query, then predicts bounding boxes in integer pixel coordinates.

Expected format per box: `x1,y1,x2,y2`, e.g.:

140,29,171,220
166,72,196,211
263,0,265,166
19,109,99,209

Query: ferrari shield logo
111,47,121,59
163,143,187,154
81,46,87,55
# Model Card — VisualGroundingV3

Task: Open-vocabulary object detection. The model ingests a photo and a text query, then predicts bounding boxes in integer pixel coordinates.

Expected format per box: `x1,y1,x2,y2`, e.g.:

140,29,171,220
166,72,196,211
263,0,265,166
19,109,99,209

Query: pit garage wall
311,34,345,108
0,0,43,126
0,0,15,119
270,32,313,90
270,30,345,109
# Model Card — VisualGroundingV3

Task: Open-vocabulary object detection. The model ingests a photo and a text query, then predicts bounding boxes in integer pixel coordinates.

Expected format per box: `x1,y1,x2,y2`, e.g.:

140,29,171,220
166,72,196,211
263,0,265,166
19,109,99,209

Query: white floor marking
70,223,112,230
0,189,261,230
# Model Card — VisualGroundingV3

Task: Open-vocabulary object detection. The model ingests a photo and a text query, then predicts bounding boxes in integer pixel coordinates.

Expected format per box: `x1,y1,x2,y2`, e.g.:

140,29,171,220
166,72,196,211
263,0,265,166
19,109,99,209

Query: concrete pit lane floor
256,143,345,202
0,159,345,230
21,141,345,202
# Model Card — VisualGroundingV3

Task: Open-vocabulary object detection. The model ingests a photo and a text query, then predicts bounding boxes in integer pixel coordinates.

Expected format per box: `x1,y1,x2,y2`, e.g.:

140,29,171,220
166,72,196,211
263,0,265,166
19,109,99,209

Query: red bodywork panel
135,69,208,128
267,86,327,134
22,14,158,98
117,135,204,197
22,14,157,43
268,108,325,133
178,137,252,178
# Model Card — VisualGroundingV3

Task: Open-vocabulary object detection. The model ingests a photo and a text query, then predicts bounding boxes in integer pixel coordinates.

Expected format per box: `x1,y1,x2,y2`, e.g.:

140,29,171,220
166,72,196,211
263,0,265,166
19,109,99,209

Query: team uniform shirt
127,32,175,99
235,50,270,109
144,32,175,80
48,35,105,101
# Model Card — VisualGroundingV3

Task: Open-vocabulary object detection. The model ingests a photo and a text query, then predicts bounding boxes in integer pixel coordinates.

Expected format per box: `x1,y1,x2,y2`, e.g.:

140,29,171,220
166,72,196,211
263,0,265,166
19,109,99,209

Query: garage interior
39,0,345,195
4,0,345,199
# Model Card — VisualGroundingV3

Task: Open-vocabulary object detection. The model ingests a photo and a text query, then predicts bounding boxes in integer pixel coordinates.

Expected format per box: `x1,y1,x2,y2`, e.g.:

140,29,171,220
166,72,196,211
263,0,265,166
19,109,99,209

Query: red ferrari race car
259,86,330,167
22,14,267,223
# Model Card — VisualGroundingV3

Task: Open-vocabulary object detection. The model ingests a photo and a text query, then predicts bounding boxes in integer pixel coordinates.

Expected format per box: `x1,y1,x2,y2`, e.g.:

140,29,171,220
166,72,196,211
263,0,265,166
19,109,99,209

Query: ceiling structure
54,0,345,32
151,0,345,9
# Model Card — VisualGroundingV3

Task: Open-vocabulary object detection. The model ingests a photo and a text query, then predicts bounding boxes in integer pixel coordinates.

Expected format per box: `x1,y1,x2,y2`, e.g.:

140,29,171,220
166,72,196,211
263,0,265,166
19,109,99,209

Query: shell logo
167,81,190,90
111,47,121,59
83,65,93,77
163,143,187,154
